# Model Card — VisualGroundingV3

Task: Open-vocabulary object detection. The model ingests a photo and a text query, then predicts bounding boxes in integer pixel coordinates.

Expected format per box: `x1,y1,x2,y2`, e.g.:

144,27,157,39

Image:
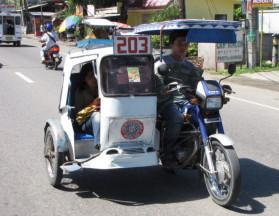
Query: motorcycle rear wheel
54,62,58,70
203,140,241,207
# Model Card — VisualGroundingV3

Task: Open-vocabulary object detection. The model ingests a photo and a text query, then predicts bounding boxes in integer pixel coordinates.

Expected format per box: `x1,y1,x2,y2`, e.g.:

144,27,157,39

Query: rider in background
155,30,203,166
40,23,58,64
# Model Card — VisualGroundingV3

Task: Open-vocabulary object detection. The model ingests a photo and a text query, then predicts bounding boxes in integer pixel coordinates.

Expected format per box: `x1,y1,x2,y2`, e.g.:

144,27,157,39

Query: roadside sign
113,35,152,55
252,0,273,8
0,4,15,13
216,31,244,63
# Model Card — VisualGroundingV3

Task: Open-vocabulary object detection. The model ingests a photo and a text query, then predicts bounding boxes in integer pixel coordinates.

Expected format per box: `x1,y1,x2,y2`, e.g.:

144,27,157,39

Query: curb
205,72,279,92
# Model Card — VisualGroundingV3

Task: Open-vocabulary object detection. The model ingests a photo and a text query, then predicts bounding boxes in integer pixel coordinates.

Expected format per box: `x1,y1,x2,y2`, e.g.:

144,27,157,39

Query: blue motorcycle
157,64,241,207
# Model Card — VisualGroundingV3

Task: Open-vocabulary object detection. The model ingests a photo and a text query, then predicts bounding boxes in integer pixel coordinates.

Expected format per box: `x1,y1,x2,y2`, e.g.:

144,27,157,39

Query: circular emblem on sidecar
121,120,144,140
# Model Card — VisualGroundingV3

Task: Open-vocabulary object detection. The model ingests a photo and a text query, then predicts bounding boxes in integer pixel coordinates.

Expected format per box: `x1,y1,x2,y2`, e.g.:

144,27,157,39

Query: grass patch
218,64,279,76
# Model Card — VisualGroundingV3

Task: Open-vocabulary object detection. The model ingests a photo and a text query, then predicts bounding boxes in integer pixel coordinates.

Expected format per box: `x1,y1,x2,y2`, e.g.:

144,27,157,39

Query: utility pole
178,0,186,19
20,0,25,26
40,0,44,26
246,0,259,68
119,0,128,23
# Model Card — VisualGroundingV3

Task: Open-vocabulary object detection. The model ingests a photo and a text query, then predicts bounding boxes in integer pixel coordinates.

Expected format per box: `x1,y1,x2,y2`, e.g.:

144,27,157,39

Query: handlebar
166,82,194,94
222,84,235,95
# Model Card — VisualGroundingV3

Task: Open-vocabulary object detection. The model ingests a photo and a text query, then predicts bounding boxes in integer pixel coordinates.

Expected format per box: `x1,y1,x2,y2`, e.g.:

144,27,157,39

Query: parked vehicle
44,19,241,207
0,12,22,46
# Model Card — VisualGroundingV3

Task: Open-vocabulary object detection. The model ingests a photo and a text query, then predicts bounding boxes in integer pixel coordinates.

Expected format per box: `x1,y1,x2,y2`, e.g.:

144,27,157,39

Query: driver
155,30,203,166
75,63,100,146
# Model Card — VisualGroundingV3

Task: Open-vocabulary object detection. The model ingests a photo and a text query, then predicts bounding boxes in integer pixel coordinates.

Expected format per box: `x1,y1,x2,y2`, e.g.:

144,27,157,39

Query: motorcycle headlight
206,97,222,110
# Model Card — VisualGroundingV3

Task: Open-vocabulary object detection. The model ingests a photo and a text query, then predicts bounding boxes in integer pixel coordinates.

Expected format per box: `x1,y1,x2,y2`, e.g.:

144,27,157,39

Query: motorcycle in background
42,44,62,70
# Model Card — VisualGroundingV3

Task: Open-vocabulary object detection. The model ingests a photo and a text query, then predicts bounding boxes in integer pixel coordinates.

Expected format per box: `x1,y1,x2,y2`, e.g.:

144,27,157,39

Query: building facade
126,0,241,27
186,0,241,21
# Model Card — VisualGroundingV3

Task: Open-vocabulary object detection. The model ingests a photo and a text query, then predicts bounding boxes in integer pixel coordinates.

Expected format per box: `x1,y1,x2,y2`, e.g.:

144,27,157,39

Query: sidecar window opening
67,61,98,123
100,55,156,97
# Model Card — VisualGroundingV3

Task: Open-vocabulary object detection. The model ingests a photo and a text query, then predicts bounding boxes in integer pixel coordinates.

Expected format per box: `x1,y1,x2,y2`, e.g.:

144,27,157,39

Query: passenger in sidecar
74,63,100,146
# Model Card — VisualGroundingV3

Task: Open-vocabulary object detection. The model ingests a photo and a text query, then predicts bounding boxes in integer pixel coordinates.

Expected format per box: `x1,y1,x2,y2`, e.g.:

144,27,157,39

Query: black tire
54,61,58,70
206,123,217,136
13,42,16,47
17,41,21,47
203,140,241,207
44,127,64,187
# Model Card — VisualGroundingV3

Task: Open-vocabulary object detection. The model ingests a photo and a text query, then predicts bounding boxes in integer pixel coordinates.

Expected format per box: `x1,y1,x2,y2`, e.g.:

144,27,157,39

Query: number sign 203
113,36,151,55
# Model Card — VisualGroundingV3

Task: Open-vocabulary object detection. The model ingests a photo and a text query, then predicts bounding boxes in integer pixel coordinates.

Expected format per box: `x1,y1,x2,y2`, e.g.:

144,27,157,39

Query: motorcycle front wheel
203,140,241,207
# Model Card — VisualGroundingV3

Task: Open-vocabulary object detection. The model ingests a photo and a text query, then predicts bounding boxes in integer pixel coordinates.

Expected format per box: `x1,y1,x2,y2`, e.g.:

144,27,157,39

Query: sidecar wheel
203,140,241,207
44,127,64,187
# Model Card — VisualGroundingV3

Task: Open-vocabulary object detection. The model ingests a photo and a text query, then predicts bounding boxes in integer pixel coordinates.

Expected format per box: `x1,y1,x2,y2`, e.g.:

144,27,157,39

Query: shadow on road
228,158,279,214
58,158,279,212
0,44,36,48
60,167,208,206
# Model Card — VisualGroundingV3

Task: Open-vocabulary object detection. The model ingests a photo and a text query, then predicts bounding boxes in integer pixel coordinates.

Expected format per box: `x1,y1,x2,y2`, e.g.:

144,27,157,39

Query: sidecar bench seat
75,133,96,158
75,133,94,140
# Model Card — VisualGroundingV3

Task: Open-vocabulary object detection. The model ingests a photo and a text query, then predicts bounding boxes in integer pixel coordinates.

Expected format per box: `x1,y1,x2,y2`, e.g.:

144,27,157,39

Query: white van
0,12,22,46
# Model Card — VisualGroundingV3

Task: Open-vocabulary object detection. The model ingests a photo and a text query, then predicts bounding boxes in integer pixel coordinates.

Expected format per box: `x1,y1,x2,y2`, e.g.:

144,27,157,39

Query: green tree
59,0,89,19
149,2,180,23
149,2,180,48
233,5,242,21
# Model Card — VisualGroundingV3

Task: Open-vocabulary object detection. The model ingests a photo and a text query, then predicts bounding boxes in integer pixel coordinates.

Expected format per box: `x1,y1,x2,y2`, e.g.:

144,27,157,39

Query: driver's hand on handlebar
222,85,235,94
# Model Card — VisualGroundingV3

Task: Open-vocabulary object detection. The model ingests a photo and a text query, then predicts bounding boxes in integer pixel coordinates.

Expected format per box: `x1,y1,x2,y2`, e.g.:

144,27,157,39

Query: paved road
0,38,279,216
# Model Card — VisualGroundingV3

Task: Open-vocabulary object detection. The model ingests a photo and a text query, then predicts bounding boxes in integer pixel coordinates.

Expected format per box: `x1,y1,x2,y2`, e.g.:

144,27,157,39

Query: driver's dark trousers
159,102,184,159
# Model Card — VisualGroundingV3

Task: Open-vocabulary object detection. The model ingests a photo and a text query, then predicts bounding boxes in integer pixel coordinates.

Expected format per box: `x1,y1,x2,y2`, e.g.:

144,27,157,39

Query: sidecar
44,35,160,186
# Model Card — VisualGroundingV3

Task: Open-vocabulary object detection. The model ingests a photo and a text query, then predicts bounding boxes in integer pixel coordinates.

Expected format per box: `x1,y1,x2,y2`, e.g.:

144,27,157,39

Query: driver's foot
161,155,178,168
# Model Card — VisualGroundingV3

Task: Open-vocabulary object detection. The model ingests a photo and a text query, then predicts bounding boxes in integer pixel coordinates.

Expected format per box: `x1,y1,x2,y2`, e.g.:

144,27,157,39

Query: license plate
5,36,13,41
53,54,59,57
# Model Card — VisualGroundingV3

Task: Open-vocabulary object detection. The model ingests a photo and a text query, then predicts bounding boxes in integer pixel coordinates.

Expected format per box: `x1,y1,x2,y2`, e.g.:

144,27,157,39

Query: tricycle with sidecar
44,19,241,207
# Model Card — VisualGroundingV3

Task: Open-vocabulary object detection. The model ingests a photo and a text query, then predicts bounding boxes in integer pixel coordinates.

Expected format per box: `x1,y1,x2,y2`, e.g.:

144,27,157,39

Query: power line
209,0,218,14
205,0,213,18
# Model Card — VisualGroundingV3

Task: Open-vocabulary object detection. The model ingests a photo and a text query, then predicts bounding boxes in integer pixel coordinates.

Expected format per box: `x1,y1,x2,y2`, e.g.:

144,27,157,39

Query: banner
0,4,15,12
87,5,95,16
75,5,83,17
216,31,244,63
252,0,273,8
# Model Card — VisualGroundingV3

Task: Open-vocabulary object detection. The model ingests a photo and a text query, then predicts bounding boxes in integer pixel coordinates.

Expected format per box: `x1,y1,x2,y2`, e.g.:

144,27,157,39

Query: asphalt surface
0,38,279,216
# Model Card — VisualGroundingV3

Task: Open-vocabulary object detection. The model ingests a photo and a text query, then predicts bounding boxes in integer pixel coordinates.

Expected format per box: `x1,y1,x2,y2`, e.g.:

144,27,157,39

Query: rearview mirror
228,64,236,75
158,64,170,76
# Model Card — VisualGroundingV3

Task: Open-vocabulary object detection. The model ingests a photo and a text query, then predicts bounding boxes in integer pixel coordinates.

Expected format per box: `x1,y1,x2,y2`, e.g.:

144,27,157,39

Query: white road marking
229,96,279,112
15,72,34,84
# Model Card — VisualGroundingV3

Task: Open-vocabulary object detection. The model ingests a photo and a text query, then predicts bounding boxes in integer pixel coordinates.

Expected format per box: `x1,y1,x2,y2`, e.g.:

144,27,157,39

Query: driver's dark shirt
155,55,203,104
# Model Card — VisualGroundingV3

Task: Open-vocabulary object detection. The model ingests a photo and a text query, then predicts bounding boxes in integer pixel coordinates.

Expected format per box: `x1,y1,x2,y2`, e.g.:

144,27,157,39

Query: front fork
195,107,223,195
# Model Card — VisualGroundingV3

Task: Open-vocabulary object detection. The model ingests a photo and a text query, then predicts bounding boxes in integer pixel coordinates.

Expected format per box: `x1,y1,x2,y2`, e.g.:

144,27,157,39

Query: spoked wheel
203,140,241,207
44,127,64,187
